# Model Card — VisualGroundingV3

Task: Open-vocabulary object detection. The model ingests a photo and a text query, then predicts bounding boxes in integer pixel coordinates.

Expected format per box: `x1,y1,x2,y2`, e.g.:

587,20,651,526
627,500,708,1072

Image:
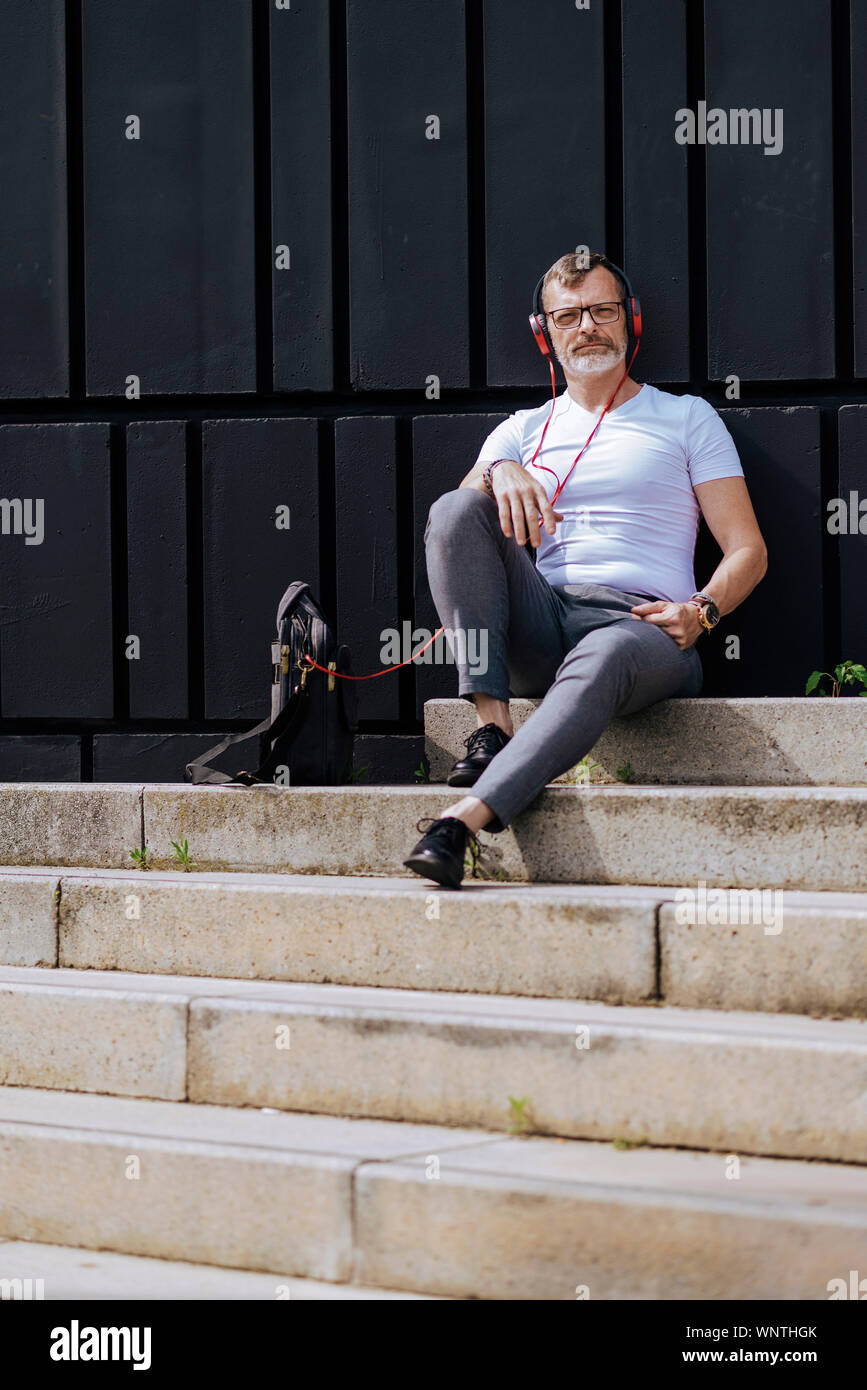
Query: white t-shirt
474,382,744,602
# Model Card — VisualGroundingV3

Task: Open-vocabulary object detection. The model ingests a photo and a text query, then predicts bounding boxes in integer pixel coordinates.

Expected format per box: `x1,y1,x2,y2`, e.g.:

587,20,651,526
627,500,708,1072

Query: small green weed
806,660,867,697
563,755,602,785
170,838,195,871
507,1096,533,1135
463,835,481,877
612,1134,649,1151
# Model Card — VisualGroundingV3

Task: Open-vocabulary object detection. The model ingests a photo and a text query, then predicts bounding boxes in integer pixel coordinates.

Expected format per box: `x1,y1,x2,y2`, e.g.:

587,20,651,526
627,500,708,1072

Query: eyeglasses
545,301,623,329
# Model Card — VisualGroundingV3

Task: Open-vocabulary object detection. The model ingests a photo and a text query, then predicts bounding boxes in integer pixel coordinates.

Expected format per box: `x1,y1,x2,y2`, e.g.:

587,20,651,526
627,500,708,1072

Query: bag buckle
296,655,315,690
327,660,336,693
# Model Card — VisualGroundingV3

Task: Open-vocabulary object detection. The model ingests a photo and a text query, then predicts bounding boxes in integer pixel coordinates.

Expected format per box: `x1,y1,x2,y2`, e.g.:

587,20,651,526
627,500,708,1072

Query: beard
556,337,625,375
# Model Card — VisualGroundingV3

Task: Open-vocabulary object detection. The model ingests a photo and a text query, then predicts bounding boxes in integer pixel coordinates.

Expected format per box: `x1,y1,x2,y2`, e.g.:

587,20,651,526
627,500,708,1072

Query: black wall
0,0,864,782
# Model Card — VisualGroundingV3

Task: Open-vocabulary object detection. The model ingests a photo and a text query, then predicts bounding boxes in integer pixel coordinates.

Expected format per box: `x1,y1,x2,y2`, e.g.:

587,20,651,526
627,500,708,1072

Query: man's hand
490,460,564,548
630,599,703,650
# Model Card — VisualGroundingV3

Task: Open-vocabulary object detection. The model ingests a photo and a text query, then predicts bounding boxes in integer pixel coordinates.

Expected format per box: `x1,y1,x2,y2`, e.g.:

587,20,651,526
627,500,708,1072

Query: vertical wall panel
484,0,605,387
93,732,236,783
705,0,834,379
270,0,333,391
0,0,68,398
82,0,255,396
622,0,690,382
202,419,319,720
347,0,468,389
335,417,399,721
412,413,508,719
853,0,867,377
0,423,113,717
0,737,80,781
126,420,188,719
838,407,867,661
694,407,822,696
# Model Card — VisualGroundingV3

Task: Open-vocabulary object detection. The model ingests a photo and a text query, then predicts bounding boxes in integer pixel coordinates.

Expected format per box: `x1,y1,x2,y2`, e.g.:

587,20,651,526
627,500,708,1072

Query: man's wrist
686,593,720,633
481,458,514,496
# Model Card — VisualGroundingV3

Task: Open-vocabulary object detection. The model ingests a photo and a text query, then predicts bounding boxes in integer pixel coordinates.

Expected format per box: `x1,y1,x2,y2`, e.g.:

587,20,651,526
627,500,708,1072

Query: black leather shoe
403,816,481,890
447,722,512,787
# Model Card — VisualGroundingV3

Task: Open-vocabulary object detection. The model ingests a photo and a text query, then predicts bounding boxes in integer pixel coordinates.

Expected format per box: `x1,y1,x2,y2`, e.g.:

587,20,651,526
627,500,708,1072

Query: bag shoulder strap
185,688,305,786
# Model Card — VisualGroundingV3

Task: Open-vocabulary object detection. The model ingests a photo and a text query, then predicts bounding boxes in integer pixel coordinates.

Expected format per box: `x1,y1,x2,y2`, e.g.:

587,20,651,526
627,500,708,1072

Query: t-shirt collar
557,382,646,418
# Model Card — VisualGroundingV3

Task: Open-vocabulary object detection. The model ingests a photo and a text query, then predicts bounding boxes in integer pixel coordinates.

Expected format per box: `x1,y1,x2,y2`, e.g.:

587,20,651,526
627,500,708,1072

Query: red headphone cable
302,335,640,682
529,337,641,507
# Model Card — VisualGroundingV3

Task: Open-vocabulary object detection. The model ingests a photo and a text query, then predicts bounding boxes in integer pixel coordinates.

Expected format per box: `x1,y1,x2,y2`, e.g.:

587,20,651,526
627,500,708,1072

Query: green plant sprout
612,1135,649,1151
413,759,430,783
805,661,867,697
170,838,194,871
129,844,150,870
615,761,635,783
348,763,370,783
507,1096,532,1135
463,835,481,877
563,755,602,785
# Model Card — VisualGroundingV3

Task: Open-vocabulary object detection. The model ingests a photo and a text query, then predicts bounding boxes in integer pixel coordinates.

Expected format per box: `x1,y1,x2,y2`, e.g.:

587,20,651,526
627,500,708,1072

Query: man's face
541,267,628,376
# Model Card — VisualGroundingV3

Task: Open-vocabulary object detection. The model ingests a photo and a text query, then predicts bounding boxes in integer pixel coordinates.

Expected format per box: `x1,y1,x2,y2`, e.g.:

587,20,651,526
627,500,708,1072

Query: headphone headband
532,259,635,319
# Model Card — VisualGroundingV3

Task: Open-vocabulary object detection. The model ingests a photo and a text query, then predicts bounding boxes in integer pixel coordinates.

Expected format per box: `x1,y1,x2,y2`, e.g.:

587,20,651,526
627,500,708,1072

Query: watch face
705,600,720,626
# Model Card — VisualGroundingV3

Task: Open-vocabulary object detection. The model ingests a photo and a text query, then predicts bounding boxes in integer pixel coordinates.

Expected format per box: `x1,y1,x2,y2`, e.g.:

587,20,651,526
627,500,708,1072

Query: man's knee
576,621,696,714
425,486,494,542
555,624,639,695
562,623,633,667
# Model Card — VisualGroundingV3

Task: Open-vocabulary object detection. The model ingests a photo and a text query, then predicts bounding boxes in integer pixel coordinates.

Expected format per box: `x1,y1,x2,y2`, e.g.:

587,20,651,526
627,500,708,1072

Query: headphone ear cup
529,313,551,357
629,297,642,341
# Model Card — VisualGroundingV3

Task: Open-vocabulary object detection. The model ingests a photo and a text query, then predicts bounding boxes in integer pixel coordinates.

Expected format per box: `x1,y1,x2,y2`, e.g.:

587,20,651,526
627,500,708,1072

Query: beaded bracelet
481,458,512,496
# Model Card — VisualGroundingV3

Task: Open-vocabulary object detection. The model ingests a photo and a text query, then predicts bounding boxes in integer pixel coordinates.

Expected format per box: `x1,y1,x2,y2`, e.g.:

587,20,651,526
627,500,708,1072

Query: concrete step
1,782,866,891
2,866,661,1002
0,1086,864,1300
4,866,866,1017
424,696,867,786
2,964,866,1161
0,1240,437,1300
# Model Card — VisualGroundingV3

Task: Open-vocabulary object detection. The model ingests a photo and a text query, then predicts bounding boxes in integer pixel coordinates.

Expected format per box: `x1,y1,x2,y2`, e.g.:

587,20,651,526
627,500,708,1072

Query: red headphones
529,257,642,358
526,256,642,505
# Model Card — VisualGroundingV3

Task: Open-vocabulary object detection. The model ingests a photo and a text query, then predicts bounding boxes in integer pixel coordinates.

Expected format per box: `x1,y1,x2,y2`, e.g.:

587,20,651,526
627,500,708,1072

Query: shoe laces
414,816,482,859
462,723,509,757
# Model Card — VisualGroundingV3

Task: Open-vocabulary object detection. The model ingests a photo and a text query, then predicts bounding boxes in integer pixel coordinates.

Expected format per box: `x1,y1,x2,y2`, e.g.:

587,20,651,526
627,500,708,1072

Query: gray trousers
424,487,704,832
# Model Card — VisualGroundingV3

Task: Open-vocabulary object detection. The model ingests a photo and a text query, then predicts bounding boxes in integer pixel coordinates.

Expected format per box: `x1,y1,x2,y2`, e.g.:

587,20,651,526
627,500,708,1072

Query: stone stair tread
4,862,867,910
2,783,866,894
0,864,701,899
425,695,867,787
7,864,863,1016
3,1088,865,1297
0,1239,438,1299
0,1083,490,1156
2,781,864,890
1,1085,865,1215
2,962,867,1043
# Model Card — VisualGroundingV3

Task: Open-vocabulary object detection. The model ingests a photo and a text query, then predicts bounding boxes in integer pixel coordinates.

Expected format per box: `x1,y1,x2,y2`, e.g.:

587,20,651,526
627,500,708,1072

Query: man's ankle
472,696,513,737
479,718,514,738
440,796,495,833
